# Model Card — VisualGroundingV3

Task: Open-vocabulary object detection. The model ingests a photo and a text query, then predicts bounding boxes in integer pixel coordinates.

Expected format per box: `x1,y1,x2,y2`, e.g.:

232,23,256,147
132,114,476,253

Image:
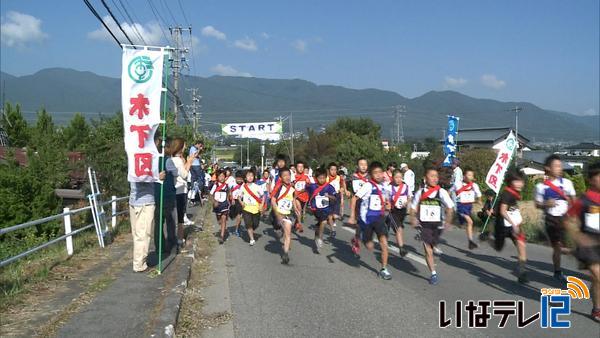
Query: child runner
349,158,369,256
387,168,411,257
383,162,397,187
410,167,454,285
535,154,576,283
225,167,236,188
210,170,231,244
455,168,482,250
349,161,393,280
327,162,346,238
229,171,244,237
493,171,529,283
293,161,312,233
240,169,264,246
257,169,271,214
306,167,337,253
566,162,600,322
271,167,296,264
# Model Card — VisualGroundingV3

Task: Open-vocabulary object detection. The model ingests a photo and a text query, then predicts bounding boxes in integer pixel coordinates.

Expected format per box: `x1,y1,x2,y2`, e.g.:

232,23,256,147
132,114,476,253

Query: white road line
340,226,428,267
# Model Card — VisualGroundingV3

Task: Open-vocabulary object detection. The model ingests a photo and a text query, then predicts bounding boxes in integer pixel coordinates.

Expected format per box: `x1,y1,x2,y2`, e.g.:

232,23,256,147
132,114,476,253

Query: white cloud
233,37,257,51
581,108,598,116
201,25,226,40
0,11,48,47
291,39,307,52
210,64,252,77
480,74,506,89
87,15,163,45
444,76,468,88
261,32,270,39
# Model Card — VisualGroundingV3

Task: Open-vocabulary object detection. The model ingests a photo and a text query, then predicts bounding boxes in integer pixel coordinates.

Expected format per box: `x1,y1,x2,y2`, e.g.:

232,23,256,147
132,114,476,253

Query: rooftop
565,142,600,150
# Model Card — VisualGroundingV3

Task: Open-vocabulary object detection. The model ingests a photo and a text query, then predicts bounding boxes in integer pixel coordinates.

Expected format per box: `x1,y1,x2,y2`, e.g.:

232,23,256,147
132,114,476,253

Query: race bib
243,194,257,205
369,196,382,211
395,196,408,209
551,200,568,216
214,191,226,203
419,204,441,222
504,209,522,227
459,191,475,204
330,179,340,192
277,199,293,212
352,180,365,193
295,181,306,191
584,212,599,232
232,189,242,199
315,195,329,209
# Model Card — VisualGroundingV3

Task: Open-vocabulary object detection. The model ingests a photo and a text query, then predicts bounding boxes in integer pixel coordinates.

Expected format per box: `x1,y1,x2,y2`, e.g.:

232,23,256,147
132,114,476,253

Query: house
564,142,600,157
0,146,28,166
442,127,530,150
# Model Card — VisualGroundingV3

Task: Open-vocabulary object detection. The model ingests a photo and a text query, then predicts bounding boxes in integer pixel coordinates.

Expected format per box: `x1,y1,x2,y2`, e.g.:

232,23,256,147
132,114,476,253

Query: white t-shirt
226,175,236,189
452,166,463,189
403,169,415,193
355,181,391,224
410,187,455,223
455,182,482,204
171,156,189,195
534,177,576,217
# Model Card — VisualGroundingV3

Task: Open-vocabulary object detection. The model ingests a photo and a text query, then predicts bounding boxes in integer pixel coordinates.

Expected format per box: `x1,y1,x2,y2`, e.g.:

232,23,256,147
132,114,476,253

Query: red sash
369,179,385,215
505,186,522,200
311,183,328,201
392,183,406,207
275,184,292,203
354,172,368,182
585,190,600,204
243,184,262,204
456,182,473,196
544,179,568,200
420,185,441,202
385,172,393,182
230,184,242,201
214,182,227,193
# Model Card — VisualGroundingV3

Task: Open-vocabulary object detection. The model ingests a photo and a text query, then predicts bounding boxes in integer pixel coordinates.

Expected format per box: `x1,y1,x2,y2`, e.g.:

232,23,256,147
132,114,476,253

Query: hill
1,68,598,141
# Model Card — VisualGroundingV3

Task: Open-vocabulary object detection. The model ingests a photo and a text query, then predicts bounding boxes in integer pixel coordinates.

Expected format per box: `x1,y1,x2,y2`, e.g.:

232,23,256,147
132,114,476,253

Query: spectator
400,163,415,193
154,138,179,254
129,178,159,272
171,138,198,242
189,140,205,205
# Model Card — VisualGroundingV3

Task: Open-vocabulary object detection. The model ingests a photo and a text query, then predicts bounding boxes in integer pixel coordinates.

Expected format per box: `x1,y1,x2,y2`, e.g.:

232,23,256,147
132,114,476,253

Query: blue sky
1,0,598,116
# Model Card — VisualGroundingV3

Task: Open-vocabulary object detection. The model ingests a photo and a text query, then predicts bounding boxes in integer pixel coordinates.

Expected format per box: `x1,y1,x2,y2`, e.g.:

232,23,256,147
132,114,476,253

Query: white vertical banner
485,131,517,193
121,47,164,182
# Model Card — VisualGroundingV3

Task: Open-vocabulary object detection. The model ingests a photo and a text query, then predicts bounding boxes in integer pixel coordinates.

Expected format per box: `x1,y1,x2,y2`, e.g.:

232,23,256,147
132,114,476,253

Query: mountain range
1,68,598,142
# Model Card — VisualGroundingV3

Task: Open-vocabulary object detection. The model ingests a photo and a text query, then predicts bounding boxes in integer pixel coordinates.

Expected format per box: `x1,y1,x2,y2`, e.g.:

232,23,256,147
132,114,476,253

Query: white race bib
295,181,306,191
232,189,242,199
330,179,340,192
243,194,257,205
315,195,329,209
369,196,383,211
214,191,226,203
459,190,475,204
394,196,408,209
419,204,441,222
277,199,293,212
352,180,366,193
504,209,522,227
550,200,568,216
584,212,599,232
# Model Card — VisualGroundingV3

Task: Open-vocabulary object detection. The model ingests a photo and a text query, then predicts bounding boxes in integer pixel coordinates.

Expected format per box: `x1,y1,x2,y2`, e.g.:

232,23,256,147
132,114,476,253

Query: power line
100,0,135,46
112,0,146,44
83,0,122,47
146,0,172,42
177,0,190,25
160,0,178,26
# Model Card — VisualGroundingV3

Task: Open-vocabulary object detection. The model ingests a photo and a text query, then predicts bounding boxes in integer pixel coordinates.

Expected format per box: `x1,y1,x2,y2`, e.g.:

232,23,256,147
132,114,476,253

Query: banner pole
158,50,170,274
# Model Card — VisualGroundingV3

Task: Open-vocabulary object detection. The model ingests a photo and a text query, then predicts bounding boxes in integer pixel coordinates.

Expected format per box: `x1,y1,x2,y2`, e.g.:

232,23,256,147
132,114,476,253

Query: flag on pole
442,115,460,167
485,131,517,193
121,48,164,182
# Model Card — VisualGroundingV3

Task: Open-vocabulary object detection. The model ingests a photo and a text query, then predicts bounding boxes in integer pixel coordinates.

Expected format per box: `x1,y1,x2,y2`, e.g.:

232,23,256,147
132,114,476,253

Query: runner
565,162,600,322
349,161,393,280
210,170,231,244
225,167,236,188
327,162,346,238
455,168,482,250
400,163,416,194
410,166,454,285
229,170,245,237
349,158,369,256
306,167,337,253
271,167,296,264
493,171,529,284
240,169,264,246
383,162,397,186
256,169,271,214
292,161,312,233
534,154,576,283
387,168,412,257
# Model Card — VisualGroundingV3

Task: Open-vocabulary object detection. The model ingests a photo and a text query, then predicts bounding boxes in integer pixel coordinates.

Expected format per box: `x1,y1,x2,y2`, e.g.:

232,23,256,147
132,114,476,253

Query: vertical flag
485,131,517,193
122,48,164,182
442,115,460,167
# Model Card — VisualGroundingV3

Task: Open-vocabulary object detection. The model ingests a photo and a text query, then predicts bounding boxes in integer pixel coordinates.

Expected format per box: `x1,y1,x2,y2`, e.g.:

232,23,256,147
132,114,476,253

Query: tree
1,102,30,147
62,113,90,151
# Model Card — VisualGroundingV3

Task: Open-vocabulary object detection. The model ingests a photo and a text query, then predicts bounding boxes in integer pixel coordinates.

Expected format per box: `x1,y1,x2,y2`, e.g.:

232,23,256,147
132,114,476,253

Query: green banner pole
158,52,170,274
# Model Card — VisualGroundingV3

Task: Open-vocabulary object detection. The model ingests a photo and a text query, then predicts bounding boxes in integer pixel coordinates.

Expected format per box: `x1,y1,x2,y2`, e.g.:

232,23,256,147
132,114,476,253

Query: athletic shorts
387,208,407,232
494,223,525,251
544,215,566,245
330,196,341,216
313,209,329,223
420,224,442,246
456,203,473,225
213,202,229,216
229,201,243,219
574,234,600,267
176,193,187,224
242,210,261,230
359,217,388,243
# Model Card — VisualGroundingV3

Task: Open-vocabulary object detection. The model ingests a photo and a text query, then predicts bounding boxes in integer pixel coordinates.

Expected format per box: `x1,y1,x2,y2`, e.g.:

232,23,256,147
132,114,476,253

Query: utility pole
186,88,201,138
506,106,523,149
246,139,250,167
289,113,294,164
394,105,406,144
169,26,191,125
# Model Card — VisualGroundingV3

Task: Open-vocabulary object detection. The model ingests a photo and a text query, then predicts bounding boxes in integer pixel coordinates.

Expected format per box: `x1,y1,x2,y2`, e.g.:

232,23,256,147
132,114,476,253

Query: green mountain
1,68,598,141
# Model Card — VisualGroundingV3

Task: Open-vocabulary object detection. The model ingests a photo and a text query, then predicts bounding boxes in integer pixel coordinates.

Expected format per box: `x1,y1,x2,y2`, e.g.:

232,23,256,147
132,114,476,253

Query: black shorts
494,223,525,251
387,208,407,232
359,217,388,243
420,224,442,246
545,215,566,245
574,237,600,268
229,201,243,219
242,210,261,230
314,209,329,223
330,196,341,216
176,193,187,223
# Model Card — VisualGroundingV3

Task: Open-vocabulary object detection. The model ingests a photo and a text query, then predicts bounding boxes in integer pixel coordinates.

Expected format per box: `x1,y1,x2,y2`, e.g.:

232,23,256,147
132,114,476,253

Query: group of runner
205,154,600,321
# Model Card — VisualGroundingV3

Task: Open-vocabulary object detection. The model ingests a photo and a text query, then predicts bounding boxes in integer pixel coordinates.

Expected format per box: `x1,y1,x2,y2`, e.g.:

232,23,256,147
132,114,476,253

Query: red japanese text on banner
485,131,517,193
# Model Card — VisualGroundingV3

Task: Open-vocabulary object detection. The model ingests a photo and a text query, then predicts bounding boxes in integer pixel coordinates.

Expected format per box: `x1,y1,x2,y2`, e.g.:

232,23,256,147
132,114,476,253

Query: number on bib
243,195,256,205
315,195,329,209
295,181,306,191
395,196,408,209
459,191,475,203
352,180,365,193
504,209,522,227
369,196,382,211
584,212,599,232
277,199,292,212
214,191,226,203
232,190,242,199
419,204,441,222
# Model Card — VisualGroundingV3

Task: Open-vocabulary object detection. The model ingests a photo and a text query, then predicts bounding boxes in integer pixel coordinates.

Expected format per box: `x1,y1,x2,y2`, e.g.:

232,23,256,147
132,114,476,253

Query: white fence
0,195,129,268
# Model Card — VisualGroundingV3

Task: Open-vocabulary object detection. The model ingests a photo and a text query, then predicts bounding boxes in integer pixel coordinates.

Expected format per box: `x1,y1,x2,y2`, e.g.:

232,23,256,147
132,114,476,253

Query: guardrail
0,195,129,268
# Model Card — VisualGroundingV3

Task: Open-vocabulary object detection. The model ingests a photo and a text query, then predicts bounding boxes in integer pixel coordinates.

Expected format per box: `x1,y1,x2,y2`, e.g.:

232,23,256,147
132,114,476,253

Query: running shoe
468,240,479,250
398,246,408,257
218,237,224,245
379,268,392,280
281,252,290,265
591,308,600,322
351,237,361,257
518,271,529,284
433,246,443,255
429,273,439,285
249,239,256,246
553,271,568,284
330,230,337,239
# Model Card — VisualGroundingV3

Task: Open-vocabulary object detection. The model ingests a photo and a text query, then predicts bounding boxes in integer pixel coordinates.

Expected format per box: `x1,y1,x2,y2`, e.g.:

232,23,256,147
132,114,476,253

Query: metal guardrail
0,195,129,268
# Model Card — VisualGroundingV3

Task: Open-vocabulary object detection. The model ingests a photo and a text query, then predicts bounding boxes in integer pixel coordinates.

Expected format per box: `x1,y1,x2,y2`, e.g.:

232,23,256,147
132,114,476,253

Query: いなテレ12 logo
540,276,590,328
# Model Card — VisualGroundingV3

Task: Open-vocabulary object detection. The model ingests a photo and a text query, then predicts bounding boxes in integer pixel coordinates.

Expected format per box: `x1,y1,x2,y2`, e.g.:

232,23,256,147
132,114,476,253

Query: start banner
121,47,165,182
221,121,283,138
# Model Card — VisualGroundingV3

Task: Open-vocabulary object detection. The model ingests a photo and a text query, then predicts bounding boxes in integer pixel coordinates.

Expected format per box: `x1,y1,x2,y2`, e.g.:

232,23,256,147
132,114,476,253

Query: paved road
213,208,599,337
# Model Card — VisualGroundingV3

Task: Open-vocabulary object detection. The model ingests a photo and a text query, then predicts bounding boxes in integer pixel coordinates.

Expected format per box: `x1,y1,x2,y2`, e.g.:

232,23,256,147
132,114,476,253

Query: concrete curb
201,240,234,338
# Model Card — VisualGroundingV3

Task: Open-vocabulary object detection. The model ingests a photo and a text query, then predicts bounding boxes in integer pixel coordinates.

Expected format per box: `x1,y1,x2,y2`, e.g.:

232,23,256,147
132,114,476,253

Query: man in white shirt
400,163,415,193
